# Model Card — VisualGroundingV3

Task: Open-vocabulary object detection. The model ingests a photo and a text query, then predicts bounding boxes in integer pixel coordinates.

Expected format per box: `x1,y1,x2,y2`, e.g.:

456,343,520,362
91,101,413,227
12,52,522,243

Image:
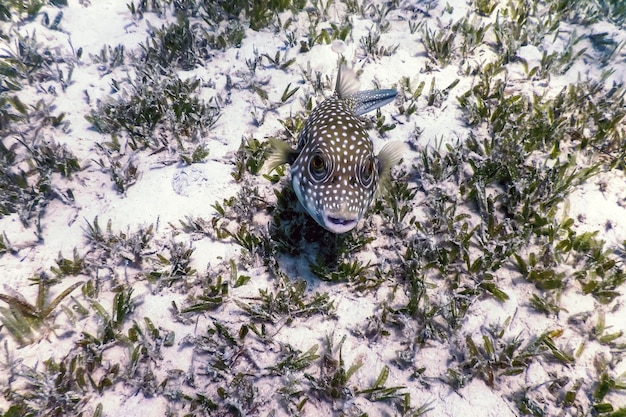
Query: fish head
291,120,379,234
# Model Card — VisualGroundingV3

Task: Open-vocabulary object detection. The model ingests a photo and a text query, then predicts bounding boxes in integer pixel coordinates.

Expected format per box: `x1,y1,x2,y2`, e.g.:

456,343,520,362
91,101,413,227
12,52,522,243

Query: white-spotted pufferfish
267,66,405,233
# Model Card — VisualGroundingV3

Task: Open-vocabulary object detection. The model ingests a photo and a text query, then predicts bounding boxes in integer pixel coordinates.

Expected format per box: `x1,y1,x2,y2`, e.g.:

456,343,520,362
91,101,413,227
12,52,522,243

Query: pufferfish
267,66,405,234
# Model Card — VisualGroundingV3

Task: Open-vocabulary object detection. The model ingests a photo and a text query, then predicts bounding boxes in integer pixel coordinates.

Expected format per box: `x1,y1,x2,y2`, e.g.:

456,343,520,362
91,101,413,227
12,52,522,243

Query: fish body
268,66,405,234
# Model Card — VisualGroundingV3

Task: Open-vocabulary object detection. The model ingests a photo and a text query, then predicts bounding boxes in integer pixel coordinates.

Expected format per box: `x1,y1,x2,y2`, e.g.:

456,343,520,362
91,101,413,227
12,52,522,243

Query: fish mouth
322,215,358,234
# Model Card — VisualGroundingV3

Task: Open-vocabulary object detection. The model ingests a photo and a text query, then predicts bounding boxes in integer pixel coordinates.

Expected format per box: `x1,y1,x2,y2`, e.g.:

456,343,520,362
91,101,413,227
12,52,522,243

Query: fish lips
321,213,359,234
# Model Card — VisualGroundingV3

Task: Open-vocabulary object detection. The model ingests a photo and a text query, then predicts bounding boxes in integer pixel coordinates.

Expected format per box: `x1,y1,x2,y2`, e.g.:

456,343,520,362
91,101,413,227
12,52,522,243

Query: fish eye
309,154,328,181
360,157,376,187
311,155,325,171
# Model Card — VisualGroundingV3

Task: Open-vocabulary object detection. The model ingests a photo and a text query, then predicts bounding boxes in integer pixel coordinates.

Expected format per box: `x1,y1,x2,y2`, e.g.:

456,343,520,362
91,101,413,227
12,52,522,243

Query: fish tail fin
336,66,397,115
376,141,407,196
350,89,398,116
264,138,298,174
336,65,397,115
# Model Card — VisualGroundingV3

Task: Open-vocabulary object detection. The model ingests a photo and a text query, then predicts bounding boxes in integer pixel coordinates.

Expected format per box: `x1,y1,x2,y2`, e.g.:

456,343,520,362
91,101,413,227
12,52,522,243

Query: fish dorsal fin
335,66,361,99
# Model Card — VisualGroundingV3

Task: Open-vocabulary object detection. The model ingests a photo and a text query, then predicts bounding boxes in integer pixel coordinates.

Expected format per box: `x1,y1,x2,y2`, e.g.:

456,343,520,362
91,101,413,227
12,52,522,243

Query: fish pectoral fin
376,141,407,196
264,138,298,174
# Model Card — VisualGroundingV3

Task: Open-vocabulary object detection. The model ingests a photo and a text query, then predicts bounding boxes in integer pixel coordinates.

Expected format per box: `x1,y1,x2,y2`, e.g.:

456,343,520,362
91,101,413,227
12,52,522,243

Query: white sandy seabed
1,0,626,416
